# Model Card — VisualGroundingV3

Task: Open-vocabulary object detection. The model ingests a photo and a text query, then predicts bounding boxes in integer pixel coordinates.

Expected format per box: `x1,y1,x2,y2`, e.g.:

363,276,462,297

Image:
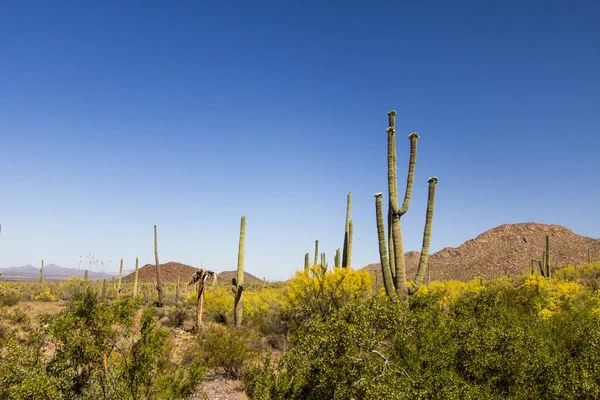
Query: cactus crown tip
387,110,397,116
408,132,420,139
428,176,439,183
375,192,383,197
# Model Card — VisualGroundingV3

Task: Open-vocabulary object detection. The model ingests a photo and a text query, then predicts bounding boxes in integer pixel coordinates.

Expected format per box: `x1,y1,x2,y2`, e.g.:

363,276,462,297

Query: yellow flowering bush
284,265,372,319
34,291,55,302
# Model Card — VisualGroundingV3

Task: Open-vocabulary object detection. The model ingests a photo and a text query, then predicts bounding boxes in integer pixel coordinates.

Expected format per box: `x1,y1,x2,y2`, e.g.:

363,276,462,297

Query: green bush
245,284,600,399
191,324,259,379
0,286,22,306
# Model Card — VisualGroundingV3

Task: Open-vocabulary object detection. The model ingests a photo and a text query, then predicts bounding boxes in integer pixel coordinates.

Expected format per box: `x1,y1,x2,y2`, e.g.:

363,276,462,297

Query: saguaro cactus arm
400,133,419,216
409,177,438,295
375,193,395,296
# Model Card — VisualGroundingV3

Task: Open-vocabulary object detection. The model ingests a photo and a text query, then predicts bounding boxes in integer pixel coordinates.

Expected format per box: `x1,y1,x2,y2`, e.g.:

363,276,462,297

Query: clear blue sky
1,0,599,280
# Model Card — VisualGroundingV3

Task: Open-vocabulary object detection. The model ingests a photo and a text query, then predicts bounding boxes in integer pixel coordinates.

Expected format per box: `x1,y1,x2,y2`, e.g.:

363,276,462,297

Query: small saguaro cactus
375,110,439,298
334,248,341,269
132,257,139,298
116,259,123,300
154,225,165,307
84,269,88,282
342,193,352,268
175,271,181,302
39,260,44,284
537,236,552,279
304,253,310,272
232,215,246,327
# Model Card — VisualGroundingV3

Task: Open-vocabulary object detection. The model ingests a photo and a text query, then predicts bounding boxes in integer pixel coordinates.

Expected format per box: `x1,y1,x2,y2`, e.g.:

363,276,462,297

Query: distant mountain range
0,264,122,280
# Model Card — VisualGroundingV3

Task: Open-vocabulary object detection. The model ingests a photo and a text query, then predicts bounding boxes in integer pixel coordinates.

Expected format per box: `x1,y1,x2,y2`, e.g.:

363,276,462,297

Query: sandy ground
197,372,247,400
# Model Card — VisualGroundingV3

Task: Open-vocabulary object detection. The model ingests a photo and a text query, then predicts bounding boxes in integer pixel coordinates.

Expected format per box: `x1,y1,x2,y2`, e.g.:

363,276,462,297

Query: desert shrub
284,266,373,323
196,286,234,324
115,307,205,399
0,336,63,400
56,277,87,301
0,285,22,306
246,281,600,399
244,287,288,340
191,323,259,378
163,304,193,328
34,291,55,302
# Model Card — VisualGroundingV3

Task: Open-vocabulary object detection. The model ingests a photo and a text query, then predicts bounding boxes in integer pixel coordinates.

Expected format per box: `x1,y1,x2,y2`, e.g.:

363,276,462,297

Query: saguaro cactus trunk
116,259,123,300
188,269,216,333
313,240,319,267
154,225,165,307
232,216,246,327
304,253,310,272
376,110,438,298
39,260,44,284
132,257,139,298
342,193,352,268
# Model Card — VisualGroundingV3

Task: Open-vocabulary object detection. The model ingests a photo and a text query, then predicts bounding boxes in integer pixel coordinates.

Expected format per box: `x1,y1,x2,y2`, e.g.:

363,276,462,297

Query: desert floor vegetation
2,262,600,399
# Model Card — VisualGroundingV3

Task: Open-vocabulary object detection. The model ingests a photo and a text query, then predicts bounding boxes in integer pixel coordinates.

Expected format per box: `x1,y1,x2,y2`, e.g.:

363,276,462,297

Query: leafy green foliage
246,272,600,399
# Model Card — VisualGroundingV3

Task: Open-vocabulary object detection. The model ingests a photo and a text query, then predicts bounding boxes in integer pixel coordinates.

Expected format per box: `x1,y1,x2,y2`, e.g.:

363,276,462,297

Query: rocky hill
363,223,600,282
123,261,263,285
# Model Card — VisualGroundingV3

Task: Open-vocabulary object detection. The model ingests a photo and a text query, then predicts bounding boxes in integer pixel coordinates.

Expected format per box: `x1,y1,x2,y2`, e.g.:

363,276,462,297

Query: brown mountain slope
123,262,263,284
217,270,264,285
364,223,600,282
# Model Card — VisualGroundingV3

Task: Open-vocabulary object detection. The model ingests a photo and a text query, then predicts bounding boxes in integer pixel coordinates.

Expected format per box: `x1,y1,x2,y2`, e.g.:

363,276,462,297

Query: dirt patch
197,372,247,400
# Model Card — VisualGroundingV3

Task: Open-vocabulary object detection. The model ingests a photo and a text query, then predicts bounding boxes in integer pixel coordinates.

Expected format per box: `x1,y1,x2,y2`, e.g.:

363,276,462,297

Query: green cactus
304,253,310,272
101,278,107,299
376,110,438,297
348,220,353,269
335,248,341,269
546,235,551,280
133,257,139,298
84,269,88,282
39,260,44,284
375,193,395,296
154,225,165,307
342,193,352,268
536,236,552,279
176,270,181,302
116,259,123,300
408,177,438,295
232,215,246,327
313,240,319,267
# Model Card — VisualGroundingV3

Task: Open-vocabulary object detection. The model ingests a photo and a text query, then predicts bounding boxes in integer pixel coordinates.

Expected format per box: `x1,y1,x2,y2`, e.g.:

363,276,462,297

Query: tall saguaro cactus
39,260,44,284
304,253,310,271
342,193,352,268
232,215,246,327
313,240,319,267
132,257,139,298
154,225,165,307
375,110,438,298
116,259,123,300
